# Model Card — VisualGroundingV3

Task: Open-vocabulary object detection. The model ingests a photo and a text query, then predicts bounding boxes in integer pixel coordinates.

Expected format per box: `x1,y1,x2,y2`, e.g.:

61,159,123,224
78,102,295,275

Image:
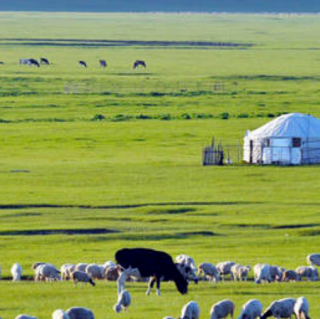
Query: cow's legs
156,277,161,296
146,277,156,295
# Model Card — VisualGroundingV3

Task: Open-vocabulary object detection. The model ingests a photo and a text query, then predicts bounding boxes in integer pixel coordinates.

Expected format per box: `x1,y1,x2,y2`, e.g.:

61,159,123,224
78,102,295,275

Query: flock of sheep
2,252,320,319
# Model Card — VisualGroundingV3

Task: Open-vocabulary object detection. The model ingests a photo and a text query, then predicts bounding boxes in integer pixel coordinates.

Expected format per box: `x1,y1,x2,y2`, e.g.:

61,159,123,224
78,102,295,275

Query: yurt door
249,140,253,163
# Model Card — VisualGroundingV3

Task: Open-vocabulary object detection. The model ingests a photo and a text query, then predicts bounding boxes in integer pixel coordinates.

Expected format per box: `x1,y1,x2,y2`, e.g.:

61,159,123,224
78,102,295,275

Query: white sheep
15,315,38,319
254,264,271,284
104,261,116,269
261,298,296,319
270,266,285,282
295,266,318,281
75,263,88,272
282,270,299,282
216,261,236,280
294,297,310,319
61,264,75,281
36,264,60,282
237,299,263,319
52,310,71,319
71,271,95,286
210,299,235,319
176,255,197,271
66,307,95,319
86,264,105,280
307,253,320,266
231,264,251,281
198,262,219,282
180,301,200,319
11,263,22,281
113,290,131,313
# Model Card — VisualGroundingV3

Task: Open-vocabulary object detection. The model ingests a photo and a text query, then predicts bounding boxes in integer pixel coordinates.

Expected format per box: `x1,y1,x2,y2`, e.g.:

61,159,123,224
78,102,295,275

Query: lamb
210,299,235,319
307,253,320,266
15,315,38,319
295,266,318,281
11,263,22,281
52,310,70,319
86,264,105,279
294,297,310,319
282,270,299,282
105,266,119,281
176,255,197,270
237,299,263,319
71,271,95,286
260,298,296,319
231,264,251,281
180,301,200,319
216,261,236,281
113,290,131,313
198,262,220,282
61,264,75,280
254,264,271,284
75,263,88,272
66,307,95,319
36,264,60,282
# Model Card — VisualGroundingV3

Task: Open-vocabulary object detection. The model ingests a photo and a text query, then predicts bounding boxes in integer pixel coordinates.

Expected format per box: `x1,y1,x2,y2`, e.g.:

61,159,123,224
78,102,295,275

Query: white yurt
243,113,320,165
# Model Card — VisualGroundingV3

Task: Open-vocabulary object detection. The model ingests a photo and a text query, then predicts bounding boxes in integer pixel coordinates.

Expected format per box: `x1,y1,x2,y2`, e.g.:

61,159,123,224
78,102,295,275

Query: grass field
1,12,320,319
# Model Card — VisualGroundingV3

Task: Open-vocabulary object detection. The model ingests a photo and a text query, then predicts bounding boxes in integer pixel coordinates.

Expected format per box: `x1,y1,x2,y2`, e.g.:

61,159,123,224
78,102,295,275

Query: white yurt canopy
247,113,320,139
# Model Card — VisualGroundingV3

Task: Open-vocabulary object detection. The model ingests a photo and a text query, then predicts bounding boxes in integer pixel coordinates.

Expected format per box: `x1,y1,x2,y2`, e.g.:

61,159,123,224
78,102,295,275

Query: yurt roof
247,113,320,139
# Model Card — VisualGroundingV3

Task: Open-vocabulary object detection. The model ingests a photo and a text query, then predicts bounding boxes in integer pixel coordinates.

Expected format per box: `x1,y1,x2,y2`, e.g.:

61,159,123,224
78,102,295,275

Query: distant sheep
261,298,296,319
105,266,119,281
270,266,285,282
254,264,271,284
295,266,318,281
71,271,95,286
86,264,105,280
237,299,263,319
180,301,200,319
216,261,236,281
61,264,75,280
294,297,310,319
75,263,88,272
11,263,22,281
176,255,197,270
66,307,94,319
282,270,299,282
210,299,235,319
307,253,320,266
113,290,131,313
36,264,60,282
198,262,219,282
231,264,251,281
104,261,116,269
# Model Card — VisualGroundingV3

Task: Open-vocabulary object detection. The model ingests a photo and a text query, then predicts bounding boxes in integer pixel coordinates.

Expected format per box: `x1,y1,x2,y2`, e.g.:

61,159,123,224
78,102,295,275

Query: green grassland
0,12,320,319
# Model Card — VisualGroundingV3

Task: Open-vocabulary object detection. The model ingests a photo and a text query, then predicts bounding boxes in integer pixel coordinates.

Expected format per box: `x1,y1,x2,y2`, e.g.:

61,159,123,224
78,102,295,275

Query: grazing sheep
295,266,318,281
176,263,198,284
216,261,236,281
105,266,119,281
282,270,299,282
210,299,235,319
307,253,320,266
71,271,95,286
254,264,271,284
86,264,105,280
113,290,131,313
270,266,286,282
36,264,60,282
11,263,22,281
261,298,296,319
180,301,200,319
75,263,88,272
66,307,94,319
231,264,251,281
61,264,75,280
15,315,38,319
104,261,116,269
176,255,197,270
237,299,263,319
52,310,70,319
294,297,310,319
198,262,219,282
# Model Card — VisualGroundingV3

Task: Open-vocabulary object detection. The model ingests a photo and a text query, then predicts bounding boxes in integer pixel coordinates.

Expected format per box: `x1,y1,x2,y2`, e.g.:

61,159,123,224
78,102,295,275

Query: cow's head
175,274,188,295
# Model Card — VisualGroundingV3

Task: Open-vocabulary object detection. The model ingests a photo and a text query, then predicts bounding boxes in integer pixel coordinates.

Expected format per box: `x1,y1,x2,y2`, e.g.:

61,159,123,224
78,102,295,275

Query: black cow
133,60,146,69
40,58,50,65
115,248,188,296
79,61,87,68
28,59,40,67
